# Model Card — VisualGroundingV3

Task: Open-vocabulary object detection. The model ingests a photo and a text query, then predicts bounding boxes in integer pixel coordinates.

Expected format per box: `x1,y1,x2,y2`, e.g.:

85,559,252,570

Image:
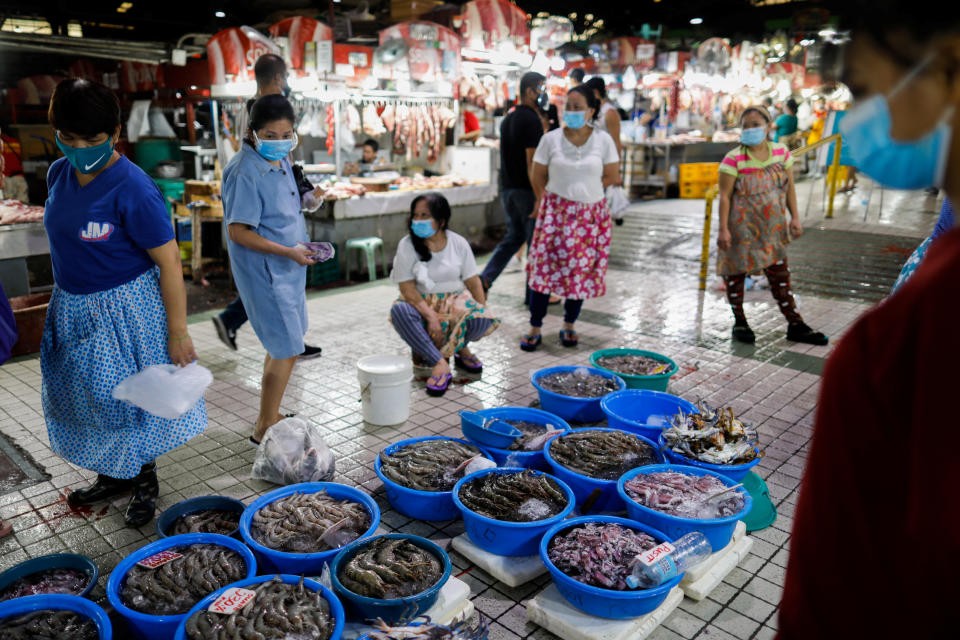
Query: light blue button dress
222,145,308,359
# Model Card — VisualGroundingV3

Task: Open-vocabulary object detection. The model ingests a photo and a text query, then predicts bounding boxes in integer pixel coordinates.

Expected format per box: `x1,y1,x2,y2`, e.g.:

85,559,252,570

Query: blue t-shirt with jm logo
44,156,174,294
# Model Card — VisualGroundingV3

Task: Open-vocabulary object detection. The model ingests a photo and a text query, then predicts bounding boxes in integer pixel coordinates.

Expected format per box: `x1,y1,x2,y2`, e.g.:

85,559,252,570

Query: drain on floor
0,433,48,495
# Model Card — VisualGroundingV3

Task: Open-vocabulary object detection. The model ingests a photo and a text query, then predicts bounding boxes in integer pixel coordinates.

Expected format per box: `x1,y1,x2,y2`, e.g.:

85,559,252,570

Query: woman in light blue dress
41,79,206,528
221,95,316,444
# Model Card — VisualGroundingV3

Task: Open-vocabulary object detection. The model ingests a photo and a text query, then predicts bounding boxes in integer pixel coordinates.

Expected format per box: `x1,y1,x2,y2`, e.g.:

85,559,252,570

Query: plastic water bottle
626,532,713,588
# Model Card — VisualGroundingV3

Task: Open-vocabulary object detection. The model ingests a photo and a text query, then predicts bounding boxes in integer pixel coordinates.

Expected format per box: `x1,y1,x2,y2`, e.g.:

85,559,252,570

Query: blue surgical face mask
411,219,437,239
253,131,298,162
840,54,954,190
56,133,114,174
740,127,767,146
563,110,587,130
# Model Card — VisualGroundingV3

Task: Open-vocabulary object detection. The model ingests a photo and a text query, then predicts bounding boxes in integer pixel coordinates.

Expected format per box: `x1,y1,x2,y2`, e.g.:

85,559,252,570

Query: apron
717,163,790,276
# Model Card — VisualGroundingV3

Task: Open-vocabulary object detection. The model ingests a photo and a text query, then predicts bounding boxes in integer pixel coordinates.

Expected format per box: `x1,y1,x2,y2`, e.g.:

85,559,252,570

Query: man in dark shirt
480,72,545,293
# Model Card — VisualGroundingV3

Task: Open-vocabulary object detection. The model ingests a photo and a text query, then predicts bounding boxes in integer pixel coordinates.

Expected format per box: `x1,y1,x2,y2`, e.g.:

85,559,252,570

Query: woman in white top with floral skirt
522,85,620,351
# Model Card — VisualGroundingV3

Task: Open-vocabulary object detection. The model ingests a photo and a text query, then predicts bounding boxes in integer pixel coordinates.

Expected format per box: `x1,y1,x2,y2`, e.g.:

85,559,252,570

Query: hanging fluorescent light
690,18,703,25
215,11,225,18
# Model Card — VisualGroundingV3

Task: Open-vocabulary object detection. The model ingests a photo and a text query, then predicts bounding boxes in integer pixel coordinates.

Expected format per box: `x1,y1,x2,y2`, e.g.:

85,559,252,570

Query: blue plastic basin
0,553,98,599
589,348,679,391
0,594,112,639
658,434,762,482
239,482,380,575
543,428,663,513
374,436,493,521
459,411,522,449
106,533,256,640
539,516,682,619
617,464,753,550
330,534,451,625
452,467,576,557
461,407,571,470
155,495,246,539
173,574,345,640
601,390,698,442
531,366,626,423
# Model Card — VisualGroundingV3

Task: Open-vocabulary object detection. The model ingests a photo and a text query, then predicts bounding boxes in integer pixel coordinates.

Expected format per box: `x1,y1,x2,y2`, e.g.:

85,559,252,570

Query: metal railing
697,133,844,291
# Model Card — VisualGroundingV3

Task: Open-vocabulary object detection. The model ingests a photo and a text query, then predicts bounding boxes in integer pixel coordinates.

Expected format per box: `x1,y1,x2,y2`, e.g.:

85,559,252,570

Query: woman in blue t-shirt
41,79,206,528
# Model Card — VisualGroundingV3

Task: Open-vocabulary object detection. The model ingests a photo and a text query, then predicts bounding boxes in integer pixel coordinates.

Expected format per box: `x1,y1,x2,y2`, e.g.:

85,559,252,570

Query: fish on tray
539,369,620,398
596,354,671,376
366,614,489,640
549,430,658,480
0,568,90,601
547,523,657,590
185,575,335,640
662,400,762,465
251,490,370,553
379,440,483,492
624,471,745,519
168,509,240,536
338,537,443,600
121,543,247,616
0,610,98,640
457,470,566,522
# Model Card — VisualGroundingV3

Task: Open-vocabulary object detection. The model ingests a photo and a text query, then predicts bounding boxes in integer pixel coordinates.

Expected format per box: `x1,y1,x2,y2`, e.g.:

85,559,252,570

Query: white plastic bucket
357,355,413,426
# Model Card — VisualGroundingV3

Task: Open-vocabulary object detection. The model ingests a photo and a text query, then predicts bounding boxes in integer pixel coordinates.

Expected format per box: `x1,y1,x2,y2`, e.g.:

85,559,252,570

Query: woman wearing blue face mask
780,5,960,638
716,105,828,346
40,79,206,528
523,84,620,351
221,94,316,442
389,193,500,397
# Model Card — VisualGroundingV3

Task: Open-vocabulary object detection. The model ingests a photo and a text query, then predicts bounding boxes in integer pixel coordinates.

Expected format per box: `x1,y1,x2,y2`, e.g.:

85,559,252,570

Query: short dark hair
519,72,545,99
785,98,799,114
568,84,601,121
740,105,772,125
48,78,120,137
363,139,379,152
846,1,960,67
569,68,585,83
254,54,287,87
584,76,607,99
409,192,451,262
248,94,296,135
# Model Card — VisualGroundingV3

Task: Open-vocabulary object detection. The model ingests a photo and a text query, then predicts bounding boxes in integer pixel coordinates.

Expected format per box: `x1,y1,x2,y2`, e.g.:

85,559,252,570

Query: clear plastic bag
251,417,336,485
605,185,630,218
112,363,212,419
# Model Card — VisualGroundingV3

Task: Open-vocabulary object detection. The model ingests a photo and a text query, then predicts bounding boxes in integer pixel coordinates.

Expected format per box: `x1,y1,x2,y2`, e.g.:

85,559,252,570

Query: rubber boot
67,475,132,506
124,463,159,528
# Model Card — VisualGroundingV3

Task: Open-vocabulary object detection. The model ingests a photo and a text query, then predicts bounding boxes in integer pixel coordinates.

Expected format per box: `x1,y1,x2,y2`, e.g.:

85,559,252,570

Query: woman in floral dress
717,105,827,345
523,84,619,350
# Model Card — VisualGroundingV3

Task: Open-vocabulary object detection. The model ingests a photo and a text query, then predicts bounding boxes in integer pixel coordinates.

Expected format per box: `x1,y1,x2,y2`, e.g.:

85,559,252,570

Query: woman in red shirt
778,4,960,638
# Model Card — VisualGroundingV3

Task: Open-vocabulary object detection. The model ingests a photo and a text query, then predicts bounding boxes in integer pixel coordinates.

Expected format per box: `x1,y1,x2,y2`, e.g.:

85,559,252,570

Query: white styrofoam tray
526,584,684,640
450,533,548,588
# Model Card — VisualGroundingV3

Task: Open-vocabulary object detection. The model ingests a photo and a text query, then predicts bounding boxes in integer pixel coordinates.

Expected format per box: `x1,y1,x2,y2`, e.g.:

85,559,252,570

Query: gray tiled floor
0,187,934,639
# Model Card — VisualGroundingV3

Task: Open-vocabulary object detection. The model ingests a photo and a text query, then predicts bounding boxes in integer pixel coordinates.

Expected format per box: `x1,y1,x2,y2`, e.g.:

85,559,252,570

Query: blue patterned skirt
40,268,206,479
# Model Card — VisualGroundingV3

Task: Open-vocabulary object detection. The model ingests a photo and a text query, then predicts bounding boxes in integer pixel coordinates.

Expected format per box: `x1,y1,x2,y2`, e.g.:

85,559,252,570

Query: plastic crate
679,180,714,199
306,242,339,287
678,162,720,184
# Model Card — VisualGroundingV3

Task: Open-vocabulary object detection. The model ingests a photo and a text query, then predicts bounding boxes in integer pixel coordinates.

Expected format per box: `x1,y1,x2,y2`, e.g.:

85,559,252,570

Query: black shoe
124,463,158,528
67,475,132,506
615,217,625,226
298,344,322,360
787,322,829,346
212,316,238,351
732,323,756,344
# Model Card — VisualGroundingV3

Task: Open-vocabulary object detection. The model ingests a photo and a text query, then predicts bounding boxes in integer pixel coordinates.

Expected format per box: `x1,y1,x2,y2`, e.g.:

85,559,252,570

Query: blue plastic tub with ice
601,389,698,442
452,467,576,556
0,594,112,639
155,495,245,539
531,366,626,423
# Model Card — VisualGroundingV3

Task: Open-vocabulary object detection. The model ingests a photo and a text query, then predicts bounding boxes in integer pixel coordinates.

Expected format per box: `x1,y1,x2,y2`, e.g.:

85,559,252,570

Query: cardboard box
9,125,58,161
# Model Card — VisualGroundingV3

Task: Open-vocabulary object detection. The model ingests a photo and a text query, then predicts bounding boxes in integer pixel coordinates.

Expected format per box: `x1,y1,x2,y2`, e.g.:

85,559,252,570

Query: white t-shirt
533,127,619,204
593,102,617,134
390,230,479,295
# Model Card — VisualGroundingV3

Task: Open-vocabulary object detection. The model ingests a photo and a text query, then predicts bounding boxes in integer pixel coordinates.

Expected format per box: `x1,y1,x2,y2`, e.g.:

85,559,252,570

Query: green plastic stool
345,236,386,281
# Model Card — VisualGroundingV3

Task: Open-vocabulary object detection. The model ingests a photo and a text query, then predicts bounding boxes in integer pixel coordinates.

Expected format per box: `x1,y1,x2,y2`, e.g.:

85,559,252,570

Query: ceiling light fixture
690,18,703,25
215,10,225,18
116,2,133,13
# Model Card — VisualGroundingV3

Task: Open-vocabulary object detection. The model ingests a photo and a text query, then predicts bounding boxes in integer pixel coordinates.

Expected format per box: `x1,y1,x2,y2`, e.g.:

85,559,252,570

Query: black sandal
559,329,578,348
787,323,829,346
732,323,756,344
124,463,158,528
520,334,542,352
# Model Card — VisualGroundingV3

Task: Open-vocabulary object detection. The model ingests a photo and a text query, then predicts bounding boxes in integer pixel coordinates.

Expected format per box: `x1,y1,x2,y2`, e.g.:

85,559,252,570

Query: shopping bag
112,363,213,419
251,417,336,485
605,185,630,219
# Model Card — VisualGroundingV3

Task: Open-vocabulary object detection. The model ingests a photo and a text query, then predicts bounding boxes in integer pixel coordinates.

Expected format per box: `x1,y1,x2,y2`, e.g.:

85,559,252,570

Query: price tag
348,52,368,67
637,542,675,567
208,587,257,614
136,550,182,569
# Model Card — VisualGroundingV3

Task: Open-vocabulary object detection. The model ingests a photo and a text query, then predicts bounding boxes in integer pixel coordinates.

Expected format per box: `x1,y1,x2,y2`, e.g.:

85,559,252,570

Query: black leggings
725,259,803,325
529,291,584,328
